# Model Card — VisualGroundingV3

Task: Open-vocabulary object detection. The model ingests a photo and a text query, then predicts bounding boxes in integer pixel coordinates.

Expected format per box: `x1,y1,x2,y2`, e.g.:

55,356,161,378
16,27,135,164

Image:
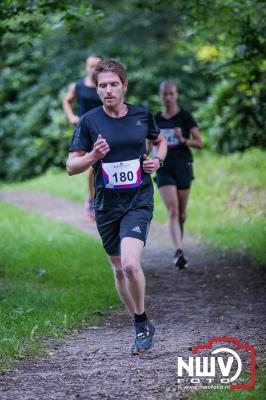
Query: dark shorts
95,207,153,256
155,159,194,190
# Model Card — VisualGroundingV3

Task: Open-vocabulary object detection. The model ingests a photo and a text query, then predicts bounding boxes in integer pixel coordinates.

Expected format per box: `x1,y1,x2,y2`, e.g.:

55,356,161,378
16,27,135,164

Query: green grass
0,167,87,203
189,366,266,399
0,202,119,369
1,148,265,263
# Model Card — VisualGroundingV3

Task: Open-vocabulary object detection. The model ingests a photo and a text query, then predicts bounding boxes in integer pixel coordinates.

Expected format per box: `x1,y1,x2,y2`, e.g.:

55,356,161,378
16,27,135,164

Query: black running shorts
95,207,153,256
155,159,194,190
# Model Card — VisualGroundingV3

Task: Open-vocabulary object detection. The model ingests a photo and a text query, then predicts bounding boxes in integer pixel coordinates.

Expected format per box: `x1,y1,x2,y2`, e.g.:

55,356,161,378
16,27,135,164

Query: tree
0,0,265,180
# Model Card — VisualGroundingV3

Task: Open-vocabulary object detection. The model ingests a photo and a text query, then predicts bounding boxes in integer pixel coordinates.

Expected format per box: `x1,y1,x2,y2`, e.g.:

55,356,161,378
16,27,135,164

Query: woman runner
155,81,203,269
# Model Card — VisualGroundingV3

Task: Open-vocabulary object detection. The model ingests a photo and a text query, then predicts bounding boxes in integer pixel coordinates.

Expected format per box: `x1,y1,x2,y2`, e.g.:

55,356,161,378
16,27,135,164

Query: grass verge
0,201,119,369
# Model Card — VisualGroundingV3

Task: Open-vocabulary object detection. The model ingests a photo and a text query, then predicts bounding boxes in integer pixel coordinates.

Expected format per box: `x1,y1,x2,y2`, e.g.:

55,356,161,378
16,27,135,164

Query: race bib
102,158,142,189
162,128,180,147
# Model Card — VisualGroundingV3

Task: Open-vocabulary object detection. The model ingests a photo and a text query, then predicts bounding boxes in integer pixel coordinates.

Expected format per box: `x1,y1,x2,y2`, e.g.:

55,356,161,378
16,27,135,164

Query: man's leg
120,237,145,315
108,255,135,317
120,237,155,354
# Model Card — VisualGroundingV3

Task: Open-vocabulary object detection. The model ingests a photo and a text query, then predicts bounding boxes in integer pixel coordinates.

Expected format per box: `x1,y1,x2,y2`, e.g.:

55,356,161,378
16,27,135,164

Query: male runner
67,59,167,354
155,81,203,269
63,54,103,221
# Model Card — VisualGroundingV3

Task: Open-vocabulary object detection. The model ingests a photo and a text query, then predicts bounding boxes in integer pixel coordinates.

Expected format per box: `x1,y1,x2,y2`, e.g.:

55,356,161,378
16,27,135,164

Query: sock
135,312,147,323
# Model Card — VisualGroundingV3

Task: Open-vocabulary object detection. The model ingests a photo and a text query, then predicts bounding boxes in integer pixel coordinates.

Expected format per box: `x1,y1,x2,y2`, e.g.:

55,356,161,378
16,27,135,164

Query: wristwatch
153,156,164,168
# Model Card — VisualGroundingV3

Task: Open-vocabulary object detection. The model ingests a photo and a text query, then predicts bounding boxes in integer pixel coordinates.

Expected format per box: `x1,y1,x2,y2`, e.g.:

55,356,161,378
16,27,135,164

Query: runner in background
63,54,103,221
67,59,167,355
155,81,203,269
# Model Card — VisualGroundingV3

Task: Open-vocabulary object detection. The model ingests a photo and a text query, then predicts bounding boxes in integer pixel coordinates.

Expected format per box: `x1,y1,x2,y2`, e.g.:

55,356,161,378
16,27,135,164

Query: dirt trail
0,190,265,400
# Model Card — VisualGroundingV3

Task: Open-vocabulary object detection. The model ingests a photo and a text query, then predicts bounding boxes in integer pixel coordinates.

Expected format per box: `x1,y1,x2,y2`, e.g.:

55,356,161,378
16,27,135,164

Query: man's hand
143,154,160,174
91,135,110,161
69,115,80,126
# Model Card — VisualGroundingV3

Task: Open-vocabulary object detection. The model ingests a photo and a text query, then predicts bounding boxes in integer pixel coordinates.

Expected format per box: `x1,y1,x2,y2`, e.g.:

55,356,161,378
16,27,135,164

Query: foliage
0,1,265,180
196,79,266,152
192,0,266,152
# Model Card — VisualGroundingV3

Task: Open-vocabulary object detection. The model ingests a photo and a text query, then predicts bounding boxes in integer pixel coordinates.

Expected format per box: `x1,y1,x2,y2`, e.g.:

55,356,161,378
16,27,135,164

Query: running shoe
85,196,95,222
131,319,155,355
174,249,188,270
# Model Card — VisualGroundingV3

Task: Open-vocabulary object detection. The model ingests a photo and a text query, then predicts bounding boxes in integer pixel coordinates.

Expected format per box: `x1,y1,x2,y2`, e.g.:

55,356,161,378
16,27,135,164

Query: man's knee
110,257,124,282
122,258,139,277
113,266,124,282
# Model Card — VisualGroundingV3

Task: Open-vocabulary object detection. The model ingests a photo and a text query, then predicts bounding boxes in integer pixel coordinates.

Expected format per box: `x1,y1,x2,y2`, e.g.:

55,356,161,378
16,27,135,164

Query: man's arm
66,135,110,176
143,133,167,174
66,151,96,176
63,83,80,126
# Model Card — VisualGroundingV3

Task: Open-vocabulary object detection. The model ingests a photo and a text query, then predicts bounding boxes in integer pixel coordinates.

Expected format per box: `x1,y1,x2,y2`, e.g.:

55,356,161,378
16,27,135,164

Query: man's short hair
92,59,127,86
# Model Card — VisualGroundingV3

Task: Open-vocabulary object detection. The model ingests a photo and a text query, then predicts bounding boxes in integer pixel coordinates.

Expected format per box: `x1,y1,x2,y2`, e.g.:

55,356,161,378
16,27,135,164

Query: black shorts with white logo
95,207,153,256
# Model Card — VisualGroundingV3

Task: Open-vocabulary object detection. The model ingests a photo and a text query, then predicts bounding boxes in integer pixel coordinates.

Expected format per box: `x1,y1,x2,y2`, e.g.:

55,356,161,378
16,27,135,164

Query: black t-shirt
155,109,198,163
69,104,160,211
75,79,102,116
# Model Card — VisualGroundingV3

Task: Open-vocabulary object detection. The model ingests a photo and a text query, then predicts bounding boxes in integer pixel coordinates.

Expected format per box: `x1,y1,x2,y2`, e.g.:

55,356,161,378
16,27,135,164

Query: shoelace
136,333,146,341
136,328,152,341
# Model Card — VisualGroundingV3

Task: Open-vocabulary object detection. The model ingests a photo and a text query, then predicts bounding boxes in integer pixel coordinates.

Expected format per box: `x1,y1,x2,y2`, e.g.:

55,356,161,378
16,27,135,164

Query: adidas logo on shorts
132,226,142,233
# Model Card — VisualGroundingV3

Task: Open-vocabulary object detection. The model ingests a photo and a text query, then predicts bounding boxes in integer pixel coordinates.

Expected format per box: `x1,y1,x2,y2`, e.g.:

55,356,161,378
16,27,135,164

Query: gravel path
0,190,265,400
